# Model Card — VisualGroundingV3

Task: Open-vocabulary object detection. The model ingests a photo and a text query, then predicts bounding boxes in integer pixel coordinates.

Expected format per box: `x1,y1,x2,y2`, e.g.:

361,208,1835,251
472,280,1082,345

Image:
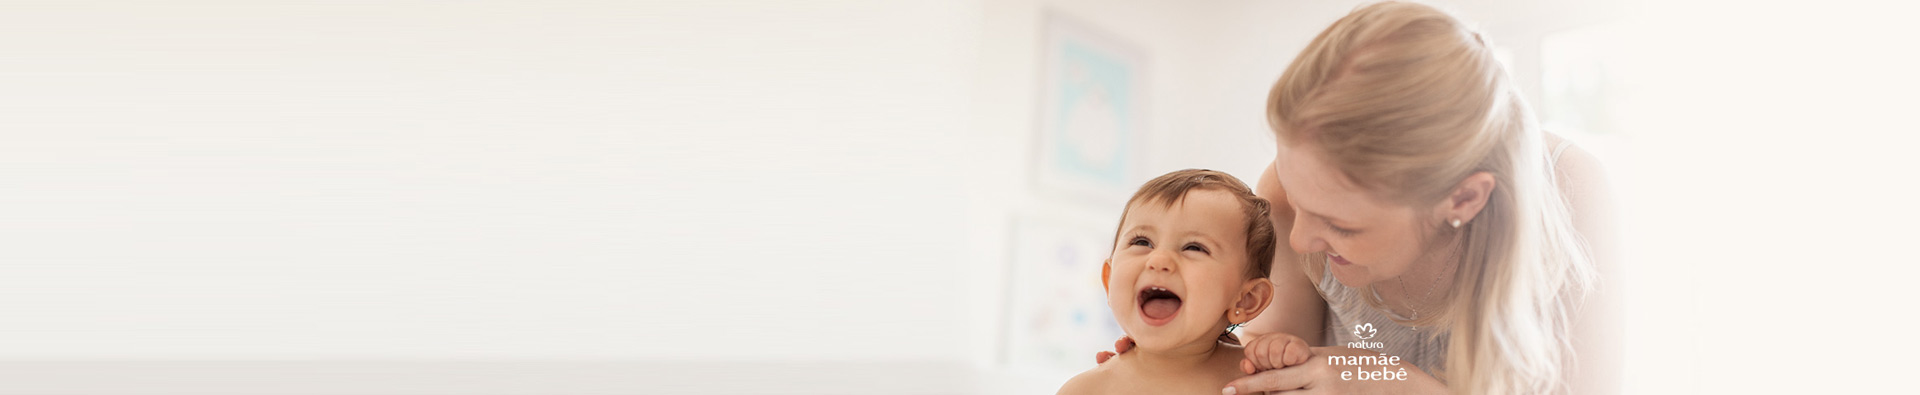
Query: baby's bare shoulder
1056,360,1122,395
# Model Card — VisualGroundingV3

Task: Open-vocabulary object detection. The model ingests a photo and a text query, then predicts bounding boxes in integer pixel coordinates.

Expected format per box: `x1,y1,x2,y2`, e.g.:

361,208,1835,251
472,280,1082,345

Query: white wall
0,0,977,362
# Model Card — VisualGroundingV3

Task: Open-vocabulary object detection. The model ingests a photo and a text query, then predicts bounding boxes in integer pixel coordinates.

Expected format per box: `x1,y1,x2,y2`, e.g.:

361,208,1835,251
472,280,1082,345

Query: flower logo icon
1353,323,1377,340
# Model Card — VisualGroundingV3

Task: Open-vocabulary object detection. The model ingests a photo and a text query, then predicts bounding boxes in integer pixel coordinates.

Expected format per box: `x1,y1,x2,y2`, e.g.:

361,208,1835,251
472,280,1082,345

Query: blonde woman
1097,2,1622,394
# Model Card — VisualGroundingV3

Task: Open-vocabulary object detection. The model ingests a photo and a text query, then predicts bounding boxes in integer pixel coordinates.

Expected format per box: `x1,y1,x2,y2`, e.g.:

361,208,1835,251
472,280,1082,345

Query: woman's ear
1231,277,1275,324
1437,171,1497,225
1101,260,1112,294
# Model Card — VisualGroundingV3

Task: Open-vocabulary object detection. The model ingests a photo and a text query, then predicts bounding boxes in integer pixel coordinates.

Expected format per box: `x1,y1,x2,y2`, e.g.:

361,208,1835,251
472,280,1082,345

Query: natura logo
1352,323,1377,340
1346,322,1383,350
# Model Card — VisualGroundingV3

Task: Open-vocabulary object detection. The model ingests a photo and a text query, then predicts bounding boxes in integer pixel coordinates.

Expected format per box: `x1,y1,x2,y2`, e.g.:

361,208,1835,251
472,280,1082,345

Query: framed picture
1033,13,1148,202
1001,213,1124,376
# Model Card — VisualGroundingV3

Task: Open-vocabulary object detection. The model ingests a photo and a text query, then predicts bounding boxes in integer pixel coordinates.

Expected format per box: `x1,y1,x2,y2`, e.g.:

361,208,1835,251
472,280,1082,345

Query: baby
1058,169,1313,395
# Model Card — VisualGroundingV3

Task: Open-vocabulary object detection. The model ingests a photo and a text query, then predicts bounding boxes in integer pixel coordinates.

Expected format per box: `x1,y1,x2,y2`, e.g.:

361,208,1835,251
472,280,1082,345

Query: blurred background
2,0,1916,394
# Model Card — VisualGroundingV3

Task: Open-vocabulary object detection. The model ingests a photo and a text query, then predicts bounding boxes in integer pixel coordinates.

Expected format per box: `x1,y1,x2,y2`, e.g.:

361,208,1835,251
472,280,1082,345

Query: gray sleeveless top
1314,138,1577,379
1316,261,1450,378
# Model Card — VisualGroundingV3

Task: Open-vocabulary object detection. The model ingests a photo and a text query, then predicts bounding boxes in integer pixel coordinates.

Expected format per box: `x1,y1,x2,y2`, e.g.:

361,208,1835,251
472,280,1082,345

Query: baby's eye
1129,236,1152,247
1183,243,1209,254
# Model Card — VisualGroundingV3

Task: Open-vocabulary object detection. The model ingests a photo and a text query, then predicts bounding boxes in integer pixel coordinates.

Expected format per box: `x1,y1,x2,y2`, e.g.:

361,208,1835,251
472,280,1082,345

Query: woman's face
1272,142,1435,288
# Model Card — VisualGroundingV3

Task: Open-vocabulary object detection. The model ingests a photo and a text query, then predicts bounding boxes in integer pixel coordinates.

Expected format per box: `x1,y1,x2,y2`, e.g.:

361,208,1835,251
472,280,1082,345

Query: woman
1098,2,1622,394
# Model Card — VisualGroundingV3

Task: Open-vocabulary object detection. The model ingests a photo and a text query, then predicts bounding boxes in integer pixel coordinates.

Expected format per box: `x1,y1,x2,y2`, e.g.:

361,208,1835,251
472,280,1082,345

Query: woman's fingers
1223,365,1315,394
1095,336,1135,364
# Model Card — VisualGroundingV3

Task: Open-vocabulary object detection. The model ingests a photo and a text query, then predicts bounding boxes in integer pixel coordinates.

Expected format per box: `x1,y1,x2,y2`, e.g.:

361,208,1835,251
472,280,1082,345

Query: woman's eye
1325,219,1358,237
1330,225,1358,237
1129,237,1152,247
1183,243,1209,254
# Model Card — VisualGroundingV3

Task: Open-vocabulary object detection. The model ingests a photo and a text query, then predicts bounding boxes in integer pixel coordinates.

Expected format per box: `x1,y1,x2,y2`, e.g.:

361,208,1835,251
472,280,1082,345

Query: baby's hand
1238,332,1313,374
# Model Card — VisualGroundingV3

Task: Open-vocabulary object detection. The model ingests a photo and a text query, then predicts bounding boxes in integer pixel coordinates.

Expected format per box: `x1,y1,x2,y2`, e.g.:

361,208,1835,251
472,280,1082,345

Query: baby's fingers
1282,338,1312,367
1244,337,1272,371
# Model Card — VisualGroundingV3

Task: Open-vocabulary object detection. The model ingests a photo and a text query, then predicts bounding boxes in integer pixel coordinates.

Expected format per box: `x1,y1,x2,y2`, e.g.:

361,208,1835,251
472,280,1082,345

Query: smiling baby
1058,169,1312,395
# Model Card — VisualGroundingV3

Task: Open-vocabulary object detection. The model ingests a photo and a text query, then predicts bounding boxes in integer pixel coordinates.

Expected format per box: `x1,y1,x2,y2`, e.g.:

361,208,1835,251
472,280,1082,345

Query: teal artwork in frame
1034,14,1147,202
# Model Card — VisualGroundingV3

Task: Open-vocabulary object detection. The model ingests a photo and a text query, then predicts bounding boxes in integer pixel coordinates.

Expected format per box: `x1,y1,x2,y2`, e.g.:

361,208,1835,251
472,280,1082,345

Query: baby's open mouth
1138,286,1182,324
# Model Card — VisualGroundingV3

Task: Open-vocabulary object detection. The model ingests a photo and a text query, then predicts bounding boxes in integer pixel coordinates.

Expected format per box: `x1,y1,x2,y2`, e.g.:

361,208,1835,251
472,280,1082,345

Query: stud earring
1450,219,1463,228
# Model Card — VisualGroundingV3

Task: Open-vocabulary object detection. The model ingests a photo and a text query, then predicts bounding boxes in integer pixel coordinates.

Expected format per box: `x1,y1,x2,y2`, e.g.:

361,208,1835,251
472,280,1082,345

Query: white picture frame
1032,13,1149,202
1001,212,1123,376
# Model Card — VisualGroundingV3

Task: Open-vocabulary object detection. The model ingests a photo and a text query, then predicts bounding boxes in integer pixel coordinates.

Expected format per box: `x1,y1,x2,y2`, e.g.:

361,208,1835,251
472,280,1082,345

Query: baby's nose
1144,251,1176,272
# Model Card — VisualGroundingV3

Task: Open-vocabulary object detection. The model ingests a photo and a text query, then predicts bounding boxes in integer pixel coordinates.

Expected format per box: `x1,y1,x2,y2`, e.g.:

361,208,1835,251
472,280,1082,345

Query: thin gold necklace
1396,239,1460,325
1397,263,1447,322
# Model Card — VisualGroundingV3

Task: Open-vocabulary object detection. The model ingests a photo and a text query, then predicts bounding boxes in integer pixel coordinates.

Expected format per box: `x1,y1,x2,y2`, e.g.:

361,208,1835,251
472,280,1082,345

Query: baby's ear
1100,260,1112,294
1232,277,1275,323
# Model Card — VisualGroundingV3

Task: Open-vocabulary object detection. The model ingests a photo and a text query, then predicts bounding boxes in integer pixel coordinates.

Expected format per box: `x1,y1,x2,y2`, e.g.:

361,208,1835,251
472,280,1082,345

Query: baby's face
1106,189,1254,352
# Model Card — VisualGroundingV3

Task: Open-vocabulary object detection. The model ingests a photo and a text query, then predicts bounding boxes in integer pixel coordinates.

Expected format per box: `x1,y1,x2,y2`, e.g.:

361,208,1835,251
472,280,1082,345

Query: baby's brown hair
1109,169,1277,279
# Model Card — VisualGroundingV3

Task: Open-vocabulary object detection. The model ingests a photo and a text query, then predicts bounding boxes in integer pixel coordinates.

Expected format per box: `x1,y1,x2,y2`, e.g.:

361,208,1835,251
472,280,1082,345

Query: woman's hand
1094,336,1134,364
1222,347,1447,395
1238,332,1313,373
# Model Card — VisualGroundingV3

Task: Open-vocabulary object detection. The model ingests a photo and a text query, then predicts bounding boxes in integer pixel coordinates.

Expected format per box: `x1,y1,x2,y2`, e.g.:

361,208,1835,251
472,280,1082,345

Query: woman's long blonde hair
1269,2,1595,394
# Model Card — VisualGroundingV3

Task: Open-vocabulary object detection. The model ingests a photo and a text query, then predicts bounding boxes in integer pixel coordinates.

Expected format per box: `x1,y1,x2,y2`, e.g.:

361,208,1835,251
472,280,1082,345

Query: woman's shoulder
1544,132,1610,185
1542,131,1621,271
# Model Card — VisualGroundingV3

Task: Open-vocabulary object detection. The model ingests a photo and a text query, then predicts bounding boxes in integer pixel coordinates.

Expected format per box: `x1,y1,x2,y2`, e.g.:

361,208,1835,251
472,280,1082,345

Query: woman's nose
1289,217,1325,254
